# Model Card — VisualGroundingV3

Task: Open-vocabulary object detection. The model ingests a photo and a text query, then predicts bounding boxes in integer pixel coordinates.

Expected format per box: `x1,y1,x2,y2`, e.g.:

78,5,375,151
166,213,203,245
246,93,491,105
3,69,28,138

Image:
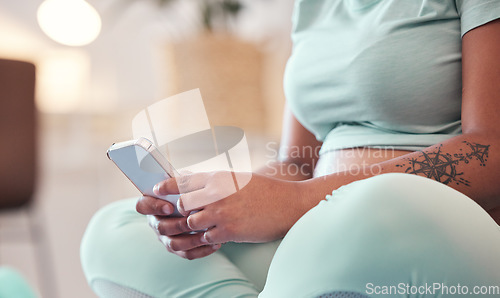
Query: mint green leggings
81,174,500,297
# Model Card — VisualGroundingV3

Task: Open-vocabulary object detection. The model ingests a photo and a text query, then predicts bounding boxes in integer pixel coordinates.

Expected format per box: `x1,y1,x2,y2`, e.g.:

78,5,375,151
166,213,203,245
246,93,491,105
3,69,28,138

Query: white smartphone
107,137,182,216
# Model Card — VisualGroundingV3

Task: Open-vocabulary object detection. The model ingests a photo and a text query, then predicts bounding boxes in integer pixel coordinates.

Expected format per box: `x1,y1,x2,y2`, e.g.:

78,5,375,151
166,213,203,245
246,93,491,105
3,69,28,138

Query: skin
137,19,500,260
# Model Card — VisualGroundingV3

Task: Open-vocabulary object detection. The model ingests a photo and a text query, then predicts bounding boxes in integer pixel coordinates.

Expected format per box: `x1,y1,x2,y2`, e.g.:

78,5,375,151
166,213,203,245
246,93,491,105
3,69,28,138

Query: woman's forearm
256,160,313,181
301,133,500,212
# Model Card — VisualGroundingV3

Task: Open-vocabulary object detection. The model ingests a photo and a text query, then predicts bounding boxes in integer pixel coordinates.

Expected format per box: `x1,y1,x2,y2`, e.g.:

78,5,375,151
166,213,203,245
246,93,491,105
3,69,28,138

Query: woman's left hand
136,171,310,260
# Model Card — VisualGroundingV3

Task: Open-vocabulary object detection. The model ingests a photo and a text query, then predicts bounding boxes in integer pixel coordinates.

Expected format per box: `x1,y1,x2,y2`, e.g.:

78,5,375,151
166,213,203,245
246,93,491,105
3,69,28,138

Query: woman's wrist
296,170,370,211
289,178,328,220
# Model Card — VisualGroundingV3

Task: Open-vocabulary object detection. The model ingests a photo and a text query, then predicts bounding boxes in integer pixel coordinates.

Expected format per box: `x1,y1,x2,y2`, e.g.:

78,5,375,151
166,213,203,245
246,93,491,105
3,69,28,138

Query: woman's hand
136,171,312,260
135,195,219,260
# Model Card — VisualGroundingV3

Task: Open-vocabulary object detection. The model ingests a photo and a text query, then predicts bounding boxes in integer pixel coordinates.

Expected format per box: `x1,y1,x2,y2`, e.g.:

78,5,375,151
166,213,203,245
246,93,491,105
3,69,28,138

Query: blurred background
0,0,293,297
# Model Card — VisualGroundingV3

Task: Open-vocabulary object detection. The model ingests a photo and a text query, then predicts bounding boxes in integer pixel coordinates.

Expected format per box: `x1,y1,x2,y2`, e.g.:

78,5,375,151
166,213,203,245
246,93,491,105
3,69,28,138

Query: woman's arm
257,104,322,181
135,20,500,258
134,105,323,259
301,19,500,213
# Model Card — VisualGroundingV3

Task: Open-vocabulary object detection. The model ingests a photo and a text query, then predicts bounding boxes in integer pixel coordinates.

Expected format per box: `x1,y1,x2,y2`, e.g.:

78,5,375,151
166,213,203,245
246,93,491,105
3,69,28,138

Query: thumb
153,178,180,196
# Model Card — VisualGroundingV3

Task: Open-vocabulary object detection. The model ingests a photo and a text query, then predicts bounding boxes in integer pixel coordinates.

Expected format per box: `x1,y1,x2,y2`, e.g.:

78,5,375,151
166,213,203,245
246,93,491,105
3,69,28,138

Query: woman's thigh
261,173,500,298
80,198,279,298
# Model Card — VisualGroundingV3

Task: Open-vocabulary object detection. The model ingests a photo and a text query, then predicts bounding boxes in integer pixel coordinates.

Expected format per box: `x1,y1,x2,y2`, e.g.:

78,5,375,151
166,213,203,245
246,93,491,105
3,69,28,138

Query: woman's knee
81,198,141,252
329,173,485,226
263,174,500,296
80,198,147,284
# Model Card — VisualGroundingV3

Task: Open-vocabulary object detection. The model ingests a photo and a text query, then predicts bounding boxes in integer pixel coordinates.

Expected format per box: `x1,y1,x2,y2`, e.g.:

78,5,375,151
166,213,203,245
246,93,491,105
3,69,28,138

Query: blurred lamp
36,50,90,113
37,0,102,46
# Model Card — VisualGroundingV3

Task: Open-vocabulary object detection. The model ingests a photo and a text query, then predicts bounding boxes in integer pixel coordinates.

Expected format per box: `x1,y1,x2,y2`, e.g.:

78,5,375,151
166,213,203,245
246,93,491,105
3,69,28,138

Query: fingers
154,172,210,196
153,211,217,237
154,216,192,236
151,213,222,258
160,233,210,252
178,188,209,215
177,172,235,213
164,211,231,245
153,178,180,196
147,215,161,236
136,196,174,215
203,227,230,245
159,171,238,215
177,244,221,260
185,210,215,231
188,209,234,244
159,236,222,260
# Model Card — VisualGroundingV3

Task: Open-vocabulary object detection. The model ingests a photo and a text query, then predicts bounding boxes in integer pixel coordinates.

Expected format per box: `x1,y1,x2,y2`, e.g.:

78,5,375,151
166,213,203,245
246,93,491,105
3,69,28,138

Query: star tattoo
395,142,490,187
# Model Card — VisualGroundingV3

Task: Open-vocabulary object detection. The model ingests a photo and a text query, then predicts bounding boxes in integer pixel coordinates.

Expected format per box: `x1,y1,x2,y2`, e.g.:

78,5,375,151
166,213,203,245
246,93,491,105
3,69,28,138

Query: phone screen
107,139,181,216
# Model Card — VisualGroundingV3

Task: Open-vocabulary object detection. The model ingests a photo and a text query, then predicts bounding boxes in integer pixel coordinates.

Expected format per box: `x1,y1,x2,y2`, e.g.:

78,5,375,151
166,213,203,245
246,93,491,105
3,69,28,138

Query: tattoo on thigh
395,141,490,186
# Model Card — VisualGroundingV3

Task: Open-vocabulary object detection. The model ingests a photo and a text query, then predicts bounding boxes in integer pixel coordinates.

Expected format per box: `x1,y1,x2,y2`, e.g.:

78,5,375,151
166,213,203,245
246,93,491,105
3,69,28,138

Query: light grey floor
0,113,271,298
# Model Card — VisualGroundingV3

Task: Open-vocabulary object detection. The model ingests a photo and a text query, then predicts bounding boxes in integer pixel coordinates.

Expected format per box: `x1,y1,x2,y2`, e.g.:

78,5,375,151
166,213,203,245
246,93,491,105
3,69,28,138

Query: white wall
0,0,293,116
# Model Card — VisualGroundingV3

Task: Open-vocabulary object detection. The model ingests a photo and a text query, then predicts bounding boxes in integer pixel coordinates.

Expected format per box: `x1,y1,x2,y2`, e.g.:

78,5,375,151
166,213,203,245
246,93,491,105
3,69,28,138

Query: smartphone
107,137,182,216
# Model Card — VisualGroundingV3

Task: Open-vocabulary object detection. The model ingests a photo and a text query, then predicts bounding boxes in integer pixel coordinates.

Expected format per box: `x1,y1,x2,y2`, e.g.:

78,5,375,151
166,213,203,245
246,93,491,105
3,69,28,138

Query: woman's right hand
136,195,221,260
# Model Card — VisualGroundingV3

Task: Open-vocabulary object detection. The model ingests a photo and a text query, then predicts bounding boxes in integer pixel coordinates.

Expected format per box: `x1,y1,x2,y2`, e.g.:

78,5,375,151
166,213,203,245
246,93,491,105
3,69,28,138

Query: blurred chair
0,58,57,298
0,58,36,208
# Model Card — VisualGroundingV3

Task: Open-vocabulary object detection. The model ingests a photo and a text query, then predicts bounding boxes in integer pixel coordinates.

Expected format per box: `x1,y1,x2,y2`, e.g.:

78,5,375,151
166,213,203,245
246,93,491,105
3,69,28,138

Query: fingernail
162,204,172,215
159,235,168,245
147,215,154,228
153,184,161,195
200,233,209,244
177,198,185,214
211,244,221,250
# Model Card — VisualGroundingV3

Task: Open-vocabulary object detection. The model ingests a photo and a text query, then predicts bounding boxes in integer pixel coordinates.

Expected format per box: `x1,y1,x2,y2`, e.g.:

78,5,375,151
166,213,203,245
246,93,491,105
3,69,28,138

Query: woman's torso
285,0,464,151
288,1,500,222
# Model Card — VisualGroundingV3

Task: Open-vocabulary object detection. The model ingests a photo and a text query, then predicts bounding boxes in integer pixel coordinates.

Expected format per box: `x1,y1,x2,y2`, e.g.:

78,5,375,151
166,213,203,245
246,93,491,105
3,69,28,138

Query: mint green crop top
284,0,500,153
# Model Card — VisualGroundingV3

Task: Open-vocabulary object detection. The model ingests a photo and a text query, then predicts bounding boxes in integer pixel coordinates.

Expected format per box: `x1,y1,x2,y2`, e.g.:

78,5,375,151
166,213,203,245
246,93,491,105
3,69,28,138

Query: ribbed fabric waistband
320,124,460,155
